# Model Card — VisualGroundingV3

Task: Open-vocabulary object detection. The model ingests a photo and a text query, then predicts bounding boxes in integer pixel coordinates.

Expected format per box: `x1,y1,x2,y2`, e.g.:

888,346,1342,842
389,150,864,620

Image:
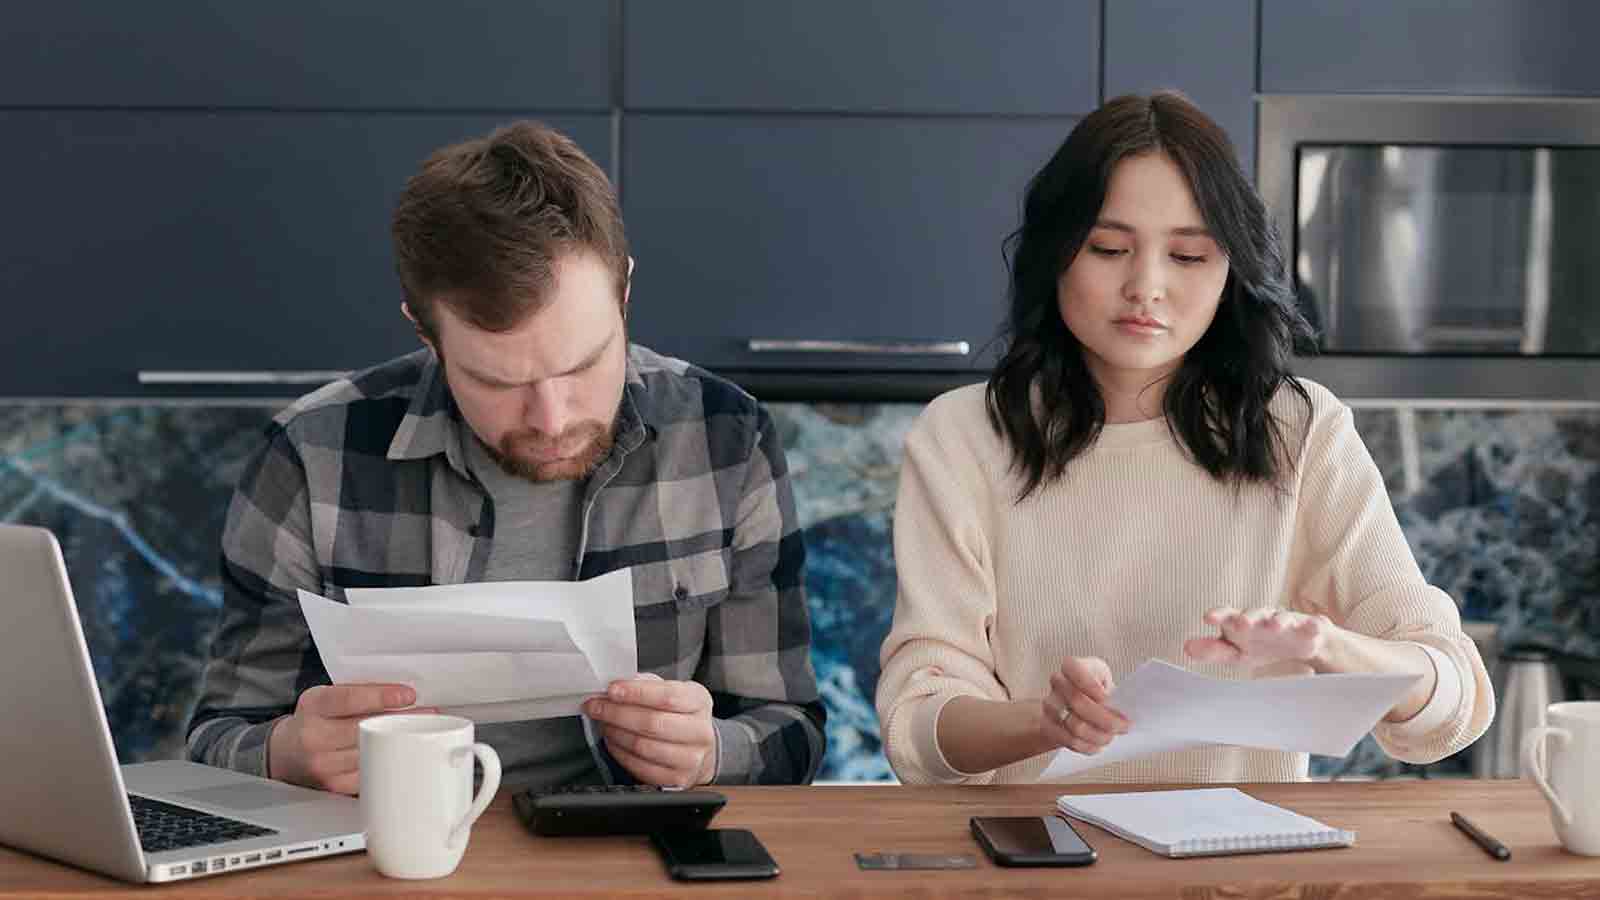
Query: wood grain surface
2,779,1595,898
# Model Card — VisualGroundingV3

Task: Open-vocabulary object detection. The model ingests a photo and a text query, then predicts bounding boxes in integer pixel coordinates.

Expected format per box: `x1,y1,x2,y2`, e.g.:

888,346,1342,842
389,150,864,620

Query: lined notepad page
1056,788,1356,858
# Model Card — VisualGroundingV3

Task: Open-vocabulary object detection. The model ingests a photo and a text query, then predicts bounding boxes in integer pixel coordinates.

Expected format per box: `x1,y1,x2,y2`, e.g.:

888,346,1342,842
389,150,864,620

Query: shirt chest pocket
631,548,731,616
630,548,731,676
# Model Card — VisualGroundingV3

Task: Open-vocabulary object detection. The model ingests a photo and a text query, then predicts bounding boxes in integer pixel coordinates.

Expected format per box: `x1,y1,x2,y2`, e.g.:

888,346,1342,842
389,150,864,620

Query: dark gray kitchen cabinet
621,115,1072,380
0,112,610,397
1261,0,1600,96
0,1,611,110
623,0,1099,115
1103,0,1258,175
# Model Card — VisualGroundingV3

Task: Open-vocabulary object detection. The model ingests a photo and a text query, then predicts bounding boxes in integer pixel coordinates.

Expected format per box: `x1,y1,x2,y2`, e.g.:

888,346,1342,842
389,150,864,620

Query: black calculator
512,784,727,836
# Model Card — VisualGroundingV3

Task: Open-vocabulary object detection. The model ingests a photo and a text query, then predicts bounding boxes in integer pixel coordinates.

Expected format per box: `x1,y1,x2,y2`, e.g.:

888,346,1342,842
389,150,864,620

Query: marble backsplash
3,395,1597,781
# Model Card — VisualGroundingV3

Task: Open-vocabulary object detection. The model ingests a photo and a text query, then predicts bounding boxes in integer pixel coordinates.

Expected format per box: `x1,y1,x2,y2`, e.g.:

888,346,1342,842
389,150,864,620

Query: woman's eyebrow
1094,218,1213,238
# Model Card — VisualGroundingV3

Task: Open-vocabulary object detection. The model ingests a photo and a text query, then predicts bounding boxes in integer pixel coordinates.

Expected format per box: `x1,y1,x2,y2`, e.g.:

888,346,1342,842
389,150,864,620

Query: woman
876,92,1492,784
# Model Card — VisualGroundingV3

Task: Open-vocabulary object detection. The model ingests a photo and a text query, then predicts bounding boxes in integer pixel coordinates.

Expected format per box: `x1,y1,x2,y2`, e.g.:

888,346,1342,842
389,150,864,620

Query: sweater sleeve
1286,395,1494,764
876,394,1012,785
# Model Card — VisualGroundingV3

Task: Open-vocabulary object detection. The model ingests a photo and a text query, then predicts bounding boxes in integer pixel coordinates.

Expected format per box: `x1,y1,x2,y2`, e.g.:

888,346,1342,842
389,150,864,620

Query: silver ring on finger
1057,705,1072,727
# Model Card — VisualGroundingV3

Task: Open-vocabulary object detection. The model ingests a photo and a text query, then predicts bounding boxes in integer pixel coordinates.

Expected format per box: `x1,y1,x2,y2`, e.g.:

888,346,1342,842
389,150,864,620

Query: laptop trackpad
172,782,315,811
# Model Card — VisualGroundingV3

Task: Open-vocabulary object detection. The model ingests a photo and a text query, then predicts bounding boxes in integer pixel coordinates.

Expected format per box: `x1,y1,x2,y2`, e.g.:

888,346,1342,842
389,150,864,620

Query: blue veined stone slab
2,398,1596,782
0,403,275,762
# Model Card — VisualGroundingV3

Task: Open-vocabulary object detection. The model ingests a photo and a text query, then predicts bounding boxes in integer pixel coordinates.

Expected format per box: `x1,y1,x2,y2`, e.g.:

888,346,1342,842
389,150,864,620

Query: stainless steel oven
1258,95,1600,402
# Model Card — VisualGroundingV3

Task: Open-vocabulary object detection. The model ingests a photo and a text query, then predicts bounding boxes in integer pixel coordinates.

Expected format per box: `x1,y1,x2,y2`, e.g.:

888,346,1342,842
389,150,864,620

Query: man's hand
268,683,433,795
1183,606,1329,674
584,674,717,787
1042,656,1130,755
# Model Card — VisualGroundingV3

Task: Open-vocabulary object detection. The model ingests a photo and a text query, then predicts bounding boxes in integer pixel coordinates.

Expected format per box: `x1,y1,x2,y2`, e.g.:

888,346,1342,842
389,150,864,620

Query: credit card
854,852,978,870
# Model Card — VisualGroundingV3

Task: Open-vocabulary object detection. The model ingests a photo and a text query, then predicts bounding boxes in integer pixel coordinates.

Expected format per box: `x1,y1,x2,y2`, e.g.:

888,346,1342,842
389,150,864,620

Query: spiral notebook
1056,788,1356,858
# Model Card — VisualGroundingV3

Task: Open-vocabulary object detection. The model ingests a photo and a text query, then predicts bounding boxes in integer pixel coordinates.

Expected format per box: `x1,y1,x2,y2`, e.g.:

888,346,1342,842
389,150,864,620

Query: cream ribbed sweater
878,380,1493,785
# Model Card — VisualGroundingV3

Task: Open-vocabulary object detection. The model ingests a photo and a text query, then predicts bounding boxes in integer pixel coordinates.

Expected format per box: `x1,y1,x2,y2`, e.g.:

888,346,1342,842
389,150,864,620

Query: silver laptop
0,524,364,882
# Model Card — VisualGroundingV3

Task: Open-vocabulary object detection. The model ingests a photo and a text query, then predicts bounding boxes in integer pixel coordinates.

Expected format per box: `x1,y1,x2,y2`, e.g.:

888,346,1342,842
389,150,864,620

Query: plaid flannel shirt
187,345,824,785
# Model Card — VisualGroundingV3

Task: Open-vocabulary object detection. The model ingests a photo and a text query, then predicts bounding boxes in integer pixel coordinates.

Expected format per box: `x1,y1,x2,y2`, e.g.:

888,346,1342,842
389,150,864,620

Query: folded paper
1039,659,1419,780
297,568,637,723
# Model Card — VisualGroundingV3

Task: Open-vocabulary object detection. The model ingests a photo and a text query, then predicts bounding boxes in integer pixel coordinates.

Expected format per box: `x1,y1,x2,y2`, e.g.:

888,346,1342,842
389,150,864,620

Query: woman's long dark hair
986,91,1316,501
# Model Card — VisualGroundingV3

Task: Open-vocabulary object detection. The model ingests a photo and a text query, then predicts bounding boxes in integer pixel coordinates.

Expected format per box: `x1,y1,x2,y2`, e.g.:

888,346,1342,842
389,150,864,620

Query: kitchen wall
5,396,1597,779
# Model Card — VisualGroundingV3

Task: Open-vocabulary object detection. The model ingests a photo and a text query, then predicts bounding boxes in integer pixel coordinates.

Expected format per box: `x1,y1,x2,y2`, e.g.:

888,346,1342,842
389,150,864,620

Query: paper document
297,568,637,723
1039,659,1419,780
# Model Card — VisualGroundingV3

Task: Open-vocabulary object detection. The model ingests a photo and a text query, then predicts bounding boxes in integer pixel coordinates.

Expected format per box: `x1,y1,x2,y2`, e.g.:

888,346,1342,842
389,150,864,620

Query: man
187,122,825,793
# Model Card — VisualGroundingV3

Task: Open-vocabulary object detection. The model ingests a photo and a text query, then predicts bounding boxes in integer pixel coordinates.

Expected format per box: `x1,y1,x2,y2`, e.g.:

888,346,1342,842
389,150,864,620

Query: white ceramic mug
1522,700,1600,856
359,714,501,879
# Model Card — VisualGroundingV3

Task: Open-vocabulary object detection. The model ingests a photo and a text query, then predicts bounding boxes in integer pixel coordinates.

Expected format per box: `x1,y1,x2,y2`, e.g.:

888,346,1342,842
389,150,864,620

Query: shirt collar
385,351,469,473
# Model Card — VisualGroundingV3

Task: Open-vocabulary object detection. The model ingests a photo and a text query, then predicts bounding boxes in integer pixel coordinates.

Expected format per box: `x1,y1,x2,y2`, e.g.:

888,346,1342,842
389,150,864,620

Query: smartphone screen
651,828,779,880
970,815,1097,866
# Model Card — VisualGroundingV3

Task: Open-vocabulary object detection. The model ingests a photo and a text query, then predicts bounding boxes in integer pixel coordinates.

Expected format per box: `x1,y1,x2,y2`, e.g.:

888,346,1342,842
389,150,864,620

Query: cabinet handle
1413,326,1526,348
136,370,351,386
745,339,970,356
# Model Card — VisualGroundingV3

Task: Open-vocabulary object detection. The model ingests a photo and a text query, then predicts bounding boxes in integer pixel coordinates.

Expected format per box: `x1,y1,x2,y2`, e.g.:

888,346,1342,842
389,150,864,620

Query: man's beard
488,420,615,482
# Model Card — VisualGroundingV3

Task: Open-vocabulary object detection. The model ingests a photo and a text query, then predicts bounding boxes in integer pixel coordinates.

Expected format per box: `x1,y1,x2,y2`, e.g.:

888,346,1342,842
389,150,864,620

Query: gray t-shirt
463,434,598,792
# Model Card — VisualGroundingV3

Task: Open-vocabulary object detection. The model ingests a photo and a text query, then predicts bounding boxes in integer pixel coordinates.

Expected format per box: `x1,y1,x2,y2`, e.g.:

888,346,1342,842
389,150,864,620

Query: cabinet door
0,1,611,109
624,0,1098,115
622,115,1071,375
1261,0,1600,95
0,112,611,397
1103,0,1257,174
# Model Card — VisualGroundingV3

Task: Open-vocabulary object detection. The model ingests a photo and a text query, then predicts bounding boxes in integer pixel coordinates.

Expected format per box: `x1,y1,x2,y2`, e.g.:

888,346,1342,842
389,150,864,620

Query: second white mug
1522,700,1600,856
359,713,501,879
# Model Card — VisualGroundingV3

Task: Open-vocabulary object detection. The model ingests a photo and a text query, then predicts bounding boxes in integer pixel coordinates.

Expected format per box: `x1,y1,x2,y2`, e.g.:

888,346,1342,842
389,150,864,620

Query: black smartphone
970,815,1097,867
651,828,780,881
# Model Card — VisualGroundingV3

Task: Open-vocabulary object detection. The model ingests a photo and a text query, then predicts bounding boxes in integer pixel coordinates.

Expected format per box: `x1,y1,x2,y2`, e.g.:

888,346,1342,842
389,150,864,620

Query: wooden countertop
2,779,1594,898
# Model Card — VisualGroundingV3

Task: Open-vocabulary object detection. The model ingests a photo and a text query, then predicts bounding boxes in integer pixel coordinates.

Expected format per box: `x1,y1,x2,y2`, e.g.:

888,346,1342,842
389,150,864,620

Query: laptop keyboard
129,794,278,853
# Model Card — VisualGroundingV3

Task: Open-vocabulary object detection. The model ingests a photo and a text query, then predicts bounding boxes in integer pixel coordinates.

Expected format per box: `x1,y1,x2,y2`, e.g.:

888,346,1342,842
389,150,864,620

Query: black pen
1451,811,1511,861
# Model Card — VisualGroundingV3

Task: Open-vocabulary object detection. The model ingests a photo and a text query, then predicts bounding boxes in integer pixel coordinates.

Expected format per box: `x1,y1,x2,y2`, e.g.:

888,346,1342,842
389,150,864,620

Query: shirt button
467,524,481,538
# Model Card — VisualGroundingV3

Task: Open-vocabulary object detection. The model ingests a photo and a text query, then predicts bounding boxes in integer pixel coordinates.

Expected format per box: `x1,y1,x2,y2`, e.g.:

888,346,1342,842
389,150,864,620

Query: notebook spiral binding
1170,827,1355,857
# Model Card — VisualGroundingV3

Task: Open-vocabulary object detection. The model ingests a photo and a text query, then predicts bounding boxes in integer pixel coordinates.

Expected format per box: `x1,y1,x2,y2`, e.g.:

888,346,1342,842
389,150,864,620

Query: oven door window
1294,144,1600,356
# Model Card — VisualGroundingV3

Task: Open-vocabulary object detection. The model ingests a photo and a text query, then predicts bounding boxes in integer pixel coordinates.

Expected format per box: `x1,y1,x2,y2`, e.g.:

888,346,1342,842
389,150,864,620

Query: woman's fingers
1059,656,1113,700
1183,635,1243,663
1048,669,1130,737
1044,655,1139,756
1191,607,1326,666
1042,695,1117,754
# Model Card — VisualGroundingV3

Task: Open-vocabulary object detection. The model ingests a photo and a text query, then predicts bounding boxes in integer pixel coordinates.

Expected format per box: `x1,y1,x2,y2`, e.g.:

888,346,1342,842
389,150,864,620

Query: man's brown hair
392,121,629,340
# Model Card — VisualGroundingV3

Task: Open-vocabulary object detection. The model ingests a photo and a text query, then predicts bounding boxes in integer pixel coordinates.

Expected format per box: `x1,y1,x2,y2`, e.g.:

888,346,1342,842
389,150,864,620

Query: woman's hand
1183,606,1329,674
1041,656,1131,755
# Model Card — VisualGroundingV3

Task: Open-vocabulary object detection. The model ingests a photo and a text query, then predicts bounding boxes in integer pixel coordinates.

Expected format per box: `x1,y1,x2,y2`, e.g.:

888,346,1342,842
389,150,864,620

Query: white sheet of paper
297,568,637,723
1038,659,1420,780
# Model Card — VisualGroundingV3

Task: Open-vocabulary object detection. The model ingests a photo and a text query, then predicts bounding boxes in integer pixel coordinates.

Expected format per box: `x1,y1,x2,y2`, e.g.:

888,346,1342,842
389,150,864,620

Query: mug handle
448,742,502,850
1521,725,1573,827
